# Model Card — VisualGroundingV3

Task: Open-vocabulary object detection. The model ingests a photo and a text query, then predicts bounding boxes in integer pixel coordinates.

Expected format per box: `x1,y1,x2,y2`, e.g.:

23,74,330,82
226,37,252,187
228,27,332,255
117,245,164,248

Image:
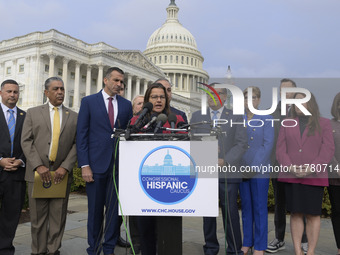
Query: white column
12,59,17,80
127,74,132,101
97,64,104,92
35,55,44,105
173,73,177,90
143,79,148,94
180,73,183,91
48,53,56,77
62,58,69,107
135,77,140,97
186,74,190,92
73,62,80,110
86,65,92,96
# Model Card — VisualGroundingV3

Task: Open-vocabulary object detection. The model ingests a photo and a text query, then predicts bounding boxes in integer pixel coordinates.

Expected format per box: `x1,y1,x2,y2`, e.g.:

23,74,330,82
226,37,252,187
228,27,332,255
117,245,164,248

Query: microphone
168,113,177,130
143,115,157,129
154,113,168,134
134,102,153,128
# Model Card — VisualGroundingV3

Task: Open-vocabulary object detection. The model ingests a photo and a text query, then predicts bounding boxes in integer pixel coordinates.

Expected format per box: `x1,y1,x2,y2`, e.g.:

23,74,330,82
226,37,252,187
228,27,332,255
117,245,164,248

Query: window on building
170,55,173,63
82,75,86,82
176,56,178,63
69,96,73,108
6,67,11,75
71,72,75,79
187,57,189,65
191,58,193,66
154,57,156,63
159,56,162,64
165,56,167,63
19,64,24,73
181,56,184,64
58,68,63,76
92,78,97,86
45,64,49,72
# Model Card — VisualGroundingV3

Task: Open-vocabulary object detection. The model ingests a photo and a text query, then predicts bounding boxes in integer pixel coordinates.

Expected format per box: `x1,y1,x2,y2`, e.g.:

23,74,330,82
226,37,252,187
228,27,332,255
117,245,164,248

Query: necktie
50,107,60,161
211,110,219,127
108,97,114,129
8,109,15,156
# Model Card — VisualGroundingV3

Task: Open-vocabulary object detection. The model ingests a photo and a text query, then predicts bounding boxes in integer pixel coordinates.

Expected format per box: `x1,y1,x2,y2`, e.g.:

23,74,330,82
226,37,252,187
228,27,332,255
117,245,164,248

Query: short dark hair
1,79,19,89
280,78,297,87
331,92,340,120
104,67,124,79
144,82,170,115
44,77,64,90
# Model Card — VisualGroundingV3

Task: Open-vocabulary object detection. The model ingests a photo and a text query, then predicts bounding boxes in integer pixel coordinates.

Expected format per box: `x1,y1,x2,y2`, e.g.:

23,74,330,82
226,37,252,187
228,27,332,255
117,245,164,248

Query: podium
119,140,218,254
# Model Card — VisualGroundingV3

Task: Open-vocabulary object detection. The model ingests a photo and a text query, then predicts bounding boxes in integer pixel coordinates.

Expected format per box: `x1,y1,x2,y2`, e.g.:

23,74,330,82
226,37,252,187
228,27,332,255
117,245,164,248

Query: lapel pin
66,111,69,114
20,112,24,115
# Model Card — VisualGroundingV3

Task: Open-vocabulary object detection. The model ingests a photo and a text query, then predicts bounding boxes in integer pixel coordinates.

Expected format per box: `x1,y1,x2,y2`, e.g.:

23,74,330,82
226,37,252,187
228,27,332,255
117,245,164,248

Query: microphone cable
216,128,241,255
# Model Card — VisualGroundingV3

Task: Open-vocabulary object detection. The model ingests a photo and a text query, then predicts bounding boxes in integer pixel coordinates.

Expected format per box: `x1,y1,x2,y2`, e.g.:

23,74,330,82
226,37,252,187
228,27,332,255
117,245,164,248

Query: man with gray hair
155,78,188,123
21,77,78,255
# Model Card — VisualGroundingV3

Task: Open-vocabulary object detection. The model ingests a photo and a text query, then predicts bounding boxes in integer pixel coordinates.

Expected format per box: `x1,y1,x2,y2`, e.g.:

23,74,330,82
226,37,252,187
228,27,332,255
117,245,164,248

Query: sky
1,0,340,78
1,0,339,116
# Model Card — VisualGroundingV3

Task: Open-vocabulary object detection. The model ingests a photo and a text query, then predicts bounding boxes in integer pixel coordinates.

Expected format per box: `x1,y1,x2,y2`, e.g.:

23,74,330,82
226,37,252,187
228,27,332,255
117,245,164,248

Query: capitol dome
144,0,209,99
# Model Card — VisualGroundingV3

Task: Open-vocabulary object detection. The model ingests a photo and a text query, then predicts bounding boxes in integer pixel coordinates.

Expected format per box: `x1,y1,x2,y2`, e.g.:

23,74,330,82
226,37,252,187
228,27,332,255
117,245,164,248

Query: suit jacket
241,114,274,176
170,106,188,124
329,119,340,185
0,106,26,181
277,117,335,186
190,107,247,183
76,91,133,174
21,104,78,182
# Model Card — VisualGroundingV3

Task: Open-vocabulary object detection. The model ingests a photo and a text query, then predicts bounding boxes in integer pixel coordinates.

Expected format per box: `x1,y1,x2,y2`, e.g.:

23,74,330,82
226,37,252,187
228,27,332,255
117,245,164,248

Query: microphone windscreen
168,113,177,124
143,102,153,112
157,113,168,125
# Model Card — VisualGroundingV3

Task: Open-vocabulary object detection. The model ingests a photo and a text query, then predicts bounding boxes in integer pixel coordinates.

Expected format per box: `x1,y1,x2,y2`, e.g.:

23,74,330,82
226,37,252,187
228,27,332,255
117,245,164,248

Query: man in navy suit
77,67,133,255
191,85,247,255
0,79,26,255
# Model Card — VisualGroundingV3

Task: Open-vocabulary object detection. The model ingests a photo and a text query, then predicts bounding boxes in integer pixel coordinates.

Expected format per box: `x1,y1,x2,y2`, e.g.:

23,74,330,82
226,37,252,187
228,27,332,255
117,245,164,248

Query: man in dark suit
155,78,188,123
21,77,78,255
0,79,26,255
77,67,133,255
191,85,247,255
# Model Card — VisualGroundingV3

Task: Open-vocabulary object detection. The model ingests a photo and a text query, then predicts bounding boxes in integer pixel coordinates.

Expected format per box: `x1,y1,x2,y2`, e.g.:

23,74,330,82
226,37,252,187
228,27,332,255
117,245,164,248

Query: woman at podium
129,82,185,255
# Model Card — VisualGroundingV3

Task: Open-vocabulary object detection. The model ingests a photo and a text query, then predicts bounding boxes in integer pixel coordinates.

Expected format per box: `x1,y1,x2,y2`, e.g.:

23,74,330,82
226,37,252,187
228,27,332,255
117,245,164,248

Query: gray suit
191,107,247,255
21,104,77,254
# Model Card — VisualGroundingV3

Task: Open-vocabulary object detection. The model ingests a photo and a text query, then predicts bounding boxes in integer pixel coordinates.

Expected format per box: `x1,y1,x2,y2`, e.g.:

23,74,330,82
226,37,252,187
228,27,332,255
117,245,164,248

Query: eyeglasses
150,95,166,100
244,96,258,100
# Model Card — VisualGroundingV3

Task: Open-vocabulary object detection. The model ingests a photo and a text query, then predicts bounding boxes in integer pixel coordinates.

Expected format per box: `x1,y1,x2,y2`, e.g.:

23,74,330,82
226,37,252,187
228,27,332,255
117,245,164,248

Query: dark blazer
0,106,26,181
170,106,188,124
190,107,247,183
76,91,133,173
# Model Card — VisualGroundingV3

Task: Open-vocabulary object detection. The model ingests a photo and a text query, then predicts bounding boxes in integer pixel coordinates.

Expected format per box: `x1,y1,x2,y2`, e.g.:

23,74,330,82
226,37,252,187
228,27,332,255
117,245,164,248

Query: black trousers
0,172,26,255
328,185,340,249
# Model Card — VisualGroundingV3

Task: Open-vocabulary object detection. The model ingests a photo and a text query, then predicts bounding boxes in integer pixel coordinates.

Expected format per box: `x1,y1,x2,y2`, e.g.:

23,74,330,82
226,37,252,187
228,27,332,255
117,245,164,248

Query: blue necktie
8,109,16,156
211,110,219,127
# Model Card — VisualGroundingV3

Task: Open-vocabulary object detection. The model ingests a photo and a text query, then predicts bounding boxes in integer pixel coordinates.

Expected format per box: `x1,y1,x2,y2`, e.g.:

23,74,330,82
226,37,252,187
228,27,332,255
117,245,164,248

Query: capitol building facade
0,0,208,116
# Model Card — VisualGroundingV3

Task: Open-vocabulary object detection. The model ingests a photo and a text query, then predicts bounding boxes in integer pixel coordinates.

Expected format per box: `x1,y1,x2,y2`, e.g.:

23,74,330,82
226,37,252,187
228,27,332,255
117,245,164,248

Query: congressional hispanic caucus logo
139,145,197,205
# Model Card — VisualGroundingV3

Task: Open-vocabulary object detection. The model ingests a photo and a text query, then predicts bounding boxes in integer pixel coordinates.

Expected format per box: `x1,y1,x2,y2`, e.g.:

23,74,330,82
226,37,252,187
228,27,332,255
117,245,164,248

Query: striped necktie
50,107,60,162
8,109,15,156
